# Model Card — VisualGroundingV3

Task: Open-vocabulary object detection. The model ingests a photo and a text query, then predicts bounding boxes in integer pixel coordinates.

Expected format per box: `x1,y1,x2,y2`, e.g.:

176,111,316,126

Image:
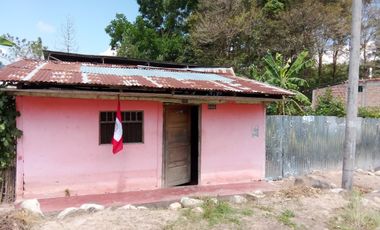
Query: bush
358,107,380,118
314,89,346,117
0,90,22,169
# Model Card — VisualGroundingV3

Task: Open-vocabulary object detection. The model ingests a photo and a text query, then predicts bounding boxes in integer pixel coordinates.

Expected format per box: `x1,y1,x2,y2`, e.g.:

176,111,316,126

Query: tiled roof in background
0,59,293,96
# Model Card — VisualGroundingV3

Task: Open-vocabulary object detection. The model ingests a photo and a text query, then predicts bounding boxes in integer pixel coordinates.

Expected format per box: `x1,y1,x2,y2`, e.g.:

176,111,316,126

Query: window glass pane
131,112,136,121
100,112,107,122
100,111,143,144
137,112,142,121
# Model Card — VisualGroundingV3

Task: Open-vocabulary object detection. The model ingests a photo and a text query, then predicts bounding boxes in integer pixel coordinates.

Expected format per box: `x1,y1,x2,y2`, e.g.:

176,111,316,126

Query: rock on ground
209,198,218,204
168,202,182,210
137,206,148,210
191,207,204,214
247,190,266,199
79,203,105,212
295,176,335,189
57,207,79,219
180,197,204,208
20,199,44,216
229,195,247,204
117,204,137,210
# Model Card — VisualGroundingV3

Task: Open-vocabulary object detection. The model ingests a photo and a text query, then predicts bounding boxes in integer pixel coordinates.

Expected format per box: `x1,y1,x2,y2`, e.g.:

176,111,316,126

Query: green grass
202,199,241,226
277,209,297,229
329,190,380,230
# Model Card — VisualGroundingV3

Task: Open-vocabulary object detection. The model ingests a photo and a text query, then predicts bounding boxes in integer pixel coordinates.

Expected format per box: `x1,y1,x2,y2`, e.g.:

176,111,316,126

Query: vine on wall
0,89,22,169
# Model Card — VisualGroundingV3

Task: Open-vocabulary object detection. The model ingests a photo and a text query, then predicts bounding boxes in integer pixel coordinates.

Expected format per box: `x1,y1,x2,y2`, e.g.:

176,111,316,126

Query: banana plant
0,36,15,47
252,51,313,115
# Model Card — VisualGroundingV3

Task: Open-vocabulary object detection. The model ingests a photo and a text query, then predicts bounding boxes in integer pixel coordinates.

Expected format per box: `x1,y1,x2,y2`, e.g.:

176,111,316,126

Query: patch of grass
329,190,380,230
254,205,273,212
240,208,254,216
277,209,297,229
202,199,240,226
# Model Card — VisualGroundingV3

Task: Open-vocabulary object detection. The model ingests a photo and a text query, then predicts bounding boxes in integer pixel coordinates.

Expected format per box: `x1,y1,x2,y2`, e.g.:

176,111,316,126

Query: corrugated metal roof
0,59,293,96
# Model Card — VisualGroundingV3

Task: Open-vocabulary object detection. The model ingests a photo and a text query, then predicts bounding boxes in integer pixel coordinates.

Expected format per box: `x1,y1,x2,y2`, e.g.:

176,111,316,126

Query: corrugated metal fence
266,116,380,179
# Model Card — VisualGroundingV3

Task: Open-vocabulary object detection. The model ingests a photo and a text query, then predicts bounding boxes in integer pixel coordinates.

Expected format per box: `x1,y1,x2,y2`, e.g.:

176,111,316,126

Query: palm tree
0,37,15,47
252,51,313,115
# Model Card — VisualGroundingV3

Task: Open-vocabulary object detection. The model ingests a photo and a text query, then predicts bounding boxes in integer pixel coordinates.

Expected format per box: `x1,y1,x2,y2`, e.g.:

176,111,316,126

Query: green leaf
0,37,15,47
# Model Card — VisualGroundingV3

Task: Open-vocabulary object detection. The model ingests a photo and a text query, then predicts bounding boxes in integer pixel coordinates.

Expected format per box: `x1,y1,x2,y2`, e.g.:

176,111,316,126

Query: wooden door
164,105,191,186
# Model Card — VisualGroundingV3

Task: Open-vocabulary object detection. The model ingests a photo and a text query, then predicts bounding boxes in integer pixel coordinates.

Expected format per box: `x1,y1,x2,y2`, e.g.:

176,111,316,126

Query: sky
0,0,139,56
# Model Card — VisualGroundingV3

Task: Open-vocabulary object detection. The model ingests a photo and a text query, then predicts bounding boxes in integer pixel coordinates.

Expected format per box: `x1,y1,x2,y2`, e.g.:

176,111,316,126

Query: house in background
0,51,292,202
312,78,380,108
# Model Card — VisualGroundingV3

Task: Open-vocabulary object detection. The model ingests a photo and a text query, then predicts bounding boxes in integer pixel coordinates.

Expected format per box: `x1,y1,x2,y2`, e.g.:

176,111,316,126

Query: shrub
0,90,22,169
314,89,346,117
358,107,380,118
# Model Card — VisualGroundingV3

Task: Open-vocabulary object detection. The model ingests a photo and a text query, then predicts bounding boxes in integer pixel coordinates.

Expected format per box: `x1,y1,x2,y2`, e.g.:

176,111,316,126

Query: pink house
0,51,291,202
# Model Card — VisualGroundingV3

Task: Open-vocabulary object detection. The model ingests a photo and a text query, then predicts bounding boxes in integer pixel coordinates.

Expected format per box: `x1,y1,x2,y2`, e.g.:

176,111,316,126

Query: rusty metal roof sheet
0,59,293,96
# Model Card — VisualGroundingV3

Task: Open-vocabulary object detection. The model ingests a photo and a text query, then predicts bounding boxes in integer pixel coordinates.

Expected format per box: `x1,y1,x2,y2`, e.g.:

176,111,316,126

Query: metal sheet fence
266,116,380,179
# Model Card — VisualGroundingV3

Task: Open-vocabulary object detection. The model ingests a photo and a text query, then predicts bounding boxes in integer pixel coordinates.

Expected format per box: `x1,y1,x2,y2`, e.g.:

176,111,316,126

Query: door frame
162,103,201,187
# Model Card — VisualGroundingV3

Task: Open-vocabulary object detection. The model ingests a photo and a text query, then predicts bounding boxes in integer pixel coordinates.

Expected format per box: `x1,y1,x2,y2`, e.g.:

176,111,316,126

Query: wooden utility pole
342,0,362,190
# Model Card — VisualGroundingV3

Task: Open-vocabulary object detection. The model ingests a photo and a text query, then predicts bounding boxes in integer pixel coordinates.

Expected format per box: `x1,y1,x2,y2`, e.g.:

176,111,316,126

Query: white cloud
36,20,56,34
99,47,117,56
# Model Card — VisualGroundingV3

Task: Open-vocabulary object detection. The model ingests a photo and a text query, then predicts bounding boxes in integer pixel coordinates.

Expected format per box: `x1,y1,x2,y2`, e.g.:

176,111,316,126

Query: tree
361,1,380,78
105,1,197,62
189,0,257,67
251,51,313,115
59,16,78,53
0,34,46,62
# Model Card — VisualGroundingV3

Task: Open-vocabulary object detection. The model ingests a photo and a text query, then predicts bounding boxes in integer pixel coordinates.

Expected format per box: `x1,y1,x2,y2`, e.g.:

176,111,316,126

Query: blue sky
0,0,139,55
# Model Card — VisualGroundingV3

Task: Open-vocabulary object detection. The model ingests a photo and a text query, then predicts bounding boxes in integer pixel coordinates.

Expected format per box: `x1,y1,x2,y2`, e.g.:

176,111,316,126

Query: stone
367,171,375,176
79,203,105,212
356,169,364,173
191,207,204,214
118,204,137,210
57,207,79,219
330,188,345,194
137,206,148,210
294,178,304,186
361,198,370,206
374,171,380,176
209,198,218,204
229,195,247,204
169,202,182,210
180,197,204,208
247,190,266,199
20,199,44,216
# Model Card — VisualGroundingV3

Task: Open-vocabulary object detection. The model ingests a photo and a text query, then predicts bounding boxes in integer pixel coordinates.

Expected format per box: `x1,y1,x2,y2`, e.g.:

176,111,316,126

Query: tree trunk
318,49,324,84
342,0,362,191
332,49,339,80
363,43,367,78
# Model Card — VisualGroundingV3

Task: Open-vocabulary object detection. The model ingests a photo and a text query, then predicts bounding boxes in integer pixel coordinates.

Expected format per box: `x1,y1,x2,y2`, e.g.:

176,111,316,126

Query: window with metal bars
99,111,143,144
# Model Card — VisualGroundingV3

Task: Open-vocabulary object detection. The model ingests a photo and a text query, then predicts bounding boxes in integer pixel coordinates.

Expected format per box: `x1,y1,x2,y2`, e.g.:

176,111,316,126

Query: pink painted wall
16,96,163,200
200,103,266,185
15,96,266,201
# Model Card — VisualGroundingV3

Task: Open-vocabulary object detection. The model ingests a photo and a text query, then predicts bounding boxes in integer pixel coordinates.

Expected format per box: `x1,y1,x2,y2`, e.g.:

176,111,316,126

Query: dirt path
1,170,379,230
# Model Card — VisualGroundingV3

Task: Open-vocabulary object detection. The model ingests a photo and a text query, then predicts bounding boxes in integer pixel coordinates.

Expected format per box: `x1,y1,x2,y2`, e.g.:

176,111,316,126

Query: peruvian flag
112,97,123,154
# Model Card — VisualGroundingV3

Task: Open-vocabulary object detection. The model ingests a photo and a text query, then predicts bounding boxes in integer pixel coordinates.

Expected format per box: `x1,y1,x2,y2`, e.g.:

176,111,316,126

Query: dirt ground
1,170,379,230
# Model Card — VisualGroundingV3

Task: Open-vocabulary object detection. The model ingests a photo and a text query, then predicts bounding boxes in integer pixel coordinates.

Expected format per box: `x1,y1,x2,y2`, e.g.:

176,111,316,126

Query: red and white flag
112,97,123,154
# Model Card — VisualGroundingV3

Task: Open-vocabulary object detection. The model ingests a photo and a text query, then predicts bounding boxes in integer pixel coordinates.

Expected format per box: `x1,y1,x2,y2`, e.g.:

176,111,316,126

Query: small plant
277,209,297,229
240,208,254,216
329,190,380,230
64,189,71,197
